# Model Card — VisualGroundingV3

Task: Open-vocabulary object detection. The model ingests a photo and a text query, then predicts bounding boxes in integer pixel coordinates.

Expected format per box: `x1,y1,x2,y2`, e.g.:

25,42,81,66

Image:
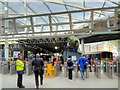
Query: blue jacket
78,56,89,69
66,58,74,69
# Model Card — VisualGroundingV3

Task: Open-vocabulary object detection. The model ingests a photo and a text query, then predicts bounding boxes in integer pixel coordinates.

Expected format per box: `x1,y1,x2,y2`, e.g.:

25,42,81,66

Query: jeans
80,68,85,78
34,70,43,87
68,69,72,80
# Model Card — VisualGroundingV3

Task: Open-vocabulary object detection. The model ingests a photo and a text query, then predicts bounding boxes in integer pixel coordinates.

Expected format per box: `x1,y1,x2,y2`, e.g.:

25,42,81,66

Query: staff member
16,55,25,88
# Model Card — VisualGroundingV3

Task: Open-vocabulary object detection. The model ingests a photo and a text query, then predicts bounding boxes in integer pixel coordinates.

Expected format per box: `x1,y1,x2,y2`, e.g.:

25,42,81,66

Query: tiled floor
0,71,118,89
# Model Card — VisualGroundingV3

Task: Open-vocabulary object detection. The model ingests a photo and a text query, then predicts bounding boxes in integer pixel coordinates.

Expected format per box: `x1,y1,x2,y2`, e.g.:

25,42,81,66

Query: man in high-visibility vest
8,56,14,61
16,55,25,88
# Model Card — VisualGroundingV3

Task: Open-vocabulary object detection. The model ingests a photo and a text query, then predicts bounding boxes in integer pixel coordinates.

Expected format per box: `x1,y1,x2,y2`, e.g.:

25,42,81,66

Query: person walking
32,53,44,89
16,55,25,88
86,55,92,72
67,56,74,80
78,54,89,80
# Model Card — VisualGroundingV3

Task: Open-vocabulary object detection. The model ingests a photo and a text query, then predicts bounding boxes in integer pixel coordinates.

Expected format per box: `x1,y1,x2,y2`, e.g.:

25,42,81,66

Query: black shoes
36,86,39,89
19,86,25,88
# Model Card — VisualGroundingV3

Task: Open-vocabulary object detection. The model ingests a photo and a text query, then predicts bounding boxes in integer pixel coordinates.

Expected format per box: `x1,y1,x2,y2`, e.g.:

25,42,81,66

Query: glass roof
0,0,120,37
1,0,119,17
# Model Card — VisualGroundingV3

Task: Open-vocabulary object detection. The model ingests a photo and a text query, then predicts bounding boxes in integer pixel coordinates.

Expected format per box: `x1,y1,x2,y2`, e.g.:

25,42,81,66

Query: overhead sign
13,51,20,58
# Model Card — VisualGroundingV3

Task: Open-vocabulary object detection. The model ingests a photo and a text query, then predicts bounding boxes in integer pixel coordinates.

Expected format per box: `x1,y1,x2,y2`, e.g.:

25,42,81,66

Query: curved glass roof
1,0,119,17
0,0,120,39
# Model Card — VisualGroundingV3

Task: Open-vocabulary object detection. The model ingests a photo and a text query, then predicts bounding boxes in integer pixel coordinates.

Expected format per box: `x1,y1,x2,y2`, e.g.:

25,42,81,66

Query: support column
5,40,9,60
81,39,85,54
114,8,118,27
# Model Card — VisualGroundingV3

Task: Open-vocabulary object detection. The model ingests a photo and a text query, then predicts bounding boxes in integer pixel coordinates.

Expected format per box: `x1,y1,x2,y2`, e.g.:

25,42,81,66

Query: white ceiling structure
0,0,120,40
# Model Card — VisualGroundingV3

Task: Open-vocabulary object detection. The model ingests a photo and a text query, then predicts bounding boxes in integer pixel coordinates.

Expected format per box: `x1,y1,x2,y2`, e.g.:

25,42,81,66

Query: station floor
0,71,118,89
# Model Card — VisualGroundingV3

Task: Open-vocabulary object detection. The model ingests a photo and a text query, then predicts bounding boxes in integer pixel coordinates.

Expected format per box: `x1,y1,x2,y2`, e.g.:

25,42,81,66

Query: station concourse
0,0,120,89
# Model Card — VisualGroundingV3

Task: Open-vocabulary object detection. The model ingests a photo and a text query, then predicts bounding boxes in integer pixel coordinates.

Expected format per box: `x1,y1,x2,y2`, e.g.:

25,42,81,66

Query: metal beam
49,15,52,32
1,26,119,36
1,30,119,39
91,10,94,32
69,13,72,33
30,17,34,33
4,18,119,29
3,6,119,20
13,19,17,34
114,8,118,27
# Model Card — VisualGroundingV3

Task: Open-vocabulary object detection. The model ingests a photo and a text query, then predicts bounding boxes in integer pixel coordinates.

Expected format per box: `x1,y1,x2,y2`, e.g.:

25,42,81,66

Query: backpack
33,58,44,72
82,59,87,69
67,59,73,67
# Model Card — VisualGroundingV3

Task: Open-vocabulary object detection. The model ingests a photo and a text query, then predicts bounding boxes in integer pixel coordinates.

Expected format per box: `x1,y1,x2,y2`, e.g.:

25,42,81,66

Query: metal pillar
114,8,118,27
81,39,84,54
4,40,9,60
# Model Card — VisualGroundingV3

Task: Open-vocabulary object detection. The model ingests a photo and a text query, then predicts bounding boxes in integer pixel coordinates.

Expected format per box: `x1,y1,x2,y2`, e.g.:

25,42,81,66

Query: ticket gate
118,61,120,78
2,61,9,74
0,61,2,73
10,61,16,74
93,62,101,79
74,63,78,78
64,64,68,78
96,64,101,79
26,61,33,75
86,65,89,79
103,61,109,73
108,63,113,79
113,61,118,76
103,61,113,79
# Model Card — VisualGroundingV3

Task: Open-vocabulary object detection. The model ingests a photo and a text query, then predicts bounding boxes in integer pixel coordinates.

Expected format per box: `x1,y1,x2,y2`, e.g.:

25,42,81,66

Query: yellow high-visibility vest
8,57,14,61
16,59,24,71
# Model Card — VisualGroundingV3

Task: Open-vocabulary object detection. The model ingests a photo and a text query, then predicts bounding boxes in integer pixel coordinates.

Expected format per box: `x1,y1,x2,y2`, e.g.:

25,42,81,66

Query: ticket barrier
0,61,2,73
108,63,113,79
54,62,62,76
26,61,33,75
118,61,120,78
96,64,101,79
74,63,78,78
10,61,16,74
2,61,9,74
94,62,101,79
86,65,89,79
113,61,118,76
64,64,68,78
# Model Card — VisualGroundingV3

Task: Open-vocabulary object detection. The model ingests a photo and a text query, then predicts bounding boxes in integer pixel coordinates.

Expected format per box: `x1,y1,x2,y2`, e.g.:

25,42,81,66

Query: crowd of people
16,53,92,89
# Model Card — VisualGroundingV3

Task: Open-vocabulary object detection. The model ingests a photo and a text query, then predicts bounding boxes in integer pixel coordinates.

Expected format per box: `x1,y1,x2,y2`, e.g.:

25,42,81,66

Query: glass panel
45,2,66,13
28,2,50,14
104,0,118,7
33,16,46,25
66,6,81,11
73,23,89,29
58,25,70,30
71,12,84,22
34,26,42,32
85,2,103,9
52,14,69,24
42,26,50,31
16,17,31,32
